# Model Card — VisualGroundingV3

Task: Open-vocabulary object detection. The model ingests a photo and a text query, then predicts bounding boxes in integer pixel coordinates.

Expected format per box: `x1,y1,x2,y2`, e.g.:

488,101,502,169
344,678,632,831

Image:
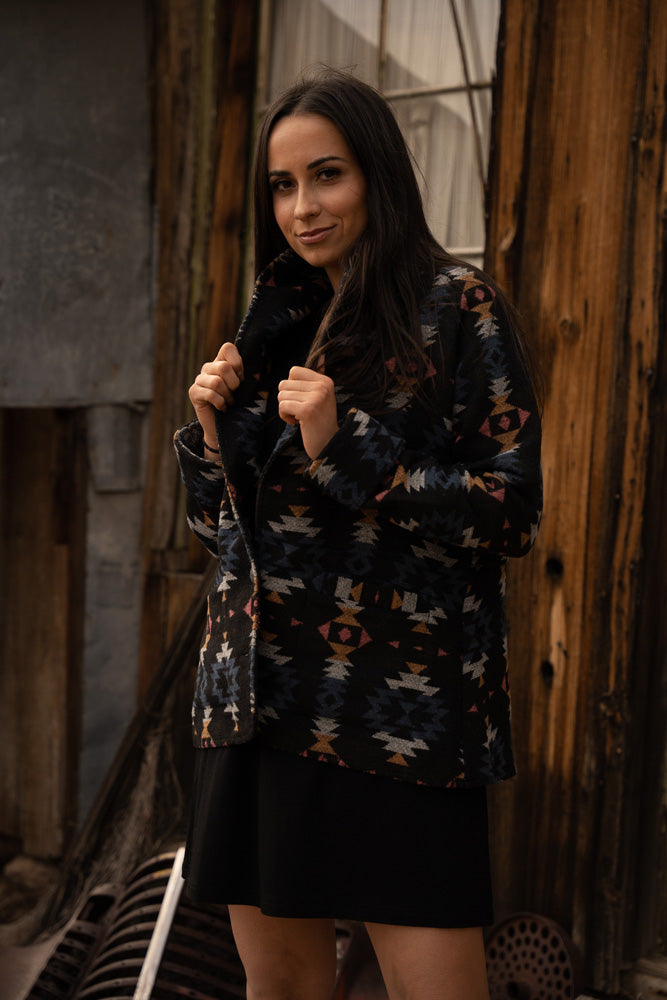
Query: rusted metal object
485,913,583,1000
25,852,246,1000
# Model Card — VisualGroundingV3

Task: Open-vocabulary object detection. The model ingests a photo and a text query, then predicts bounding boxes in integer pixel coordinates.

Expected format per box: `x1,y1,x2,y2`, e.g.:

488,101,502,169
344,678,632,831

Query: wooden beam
612,0,667,967
0,410,86,858
138,0,258,696
203,0,258,362
485,0,666,989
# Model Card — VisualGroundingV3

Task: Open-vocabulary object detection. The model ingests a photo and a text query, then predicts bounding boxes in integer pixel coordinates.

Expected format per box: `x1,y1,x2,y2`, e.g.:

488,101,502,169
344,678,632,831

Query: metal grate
485,913,583,1000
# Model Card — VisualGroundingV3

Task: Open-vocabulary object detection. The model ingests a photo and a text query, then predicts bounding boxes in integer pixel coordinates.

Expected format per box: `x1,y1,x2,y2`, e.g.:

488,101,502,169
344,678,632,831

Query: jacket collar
235,251,332,375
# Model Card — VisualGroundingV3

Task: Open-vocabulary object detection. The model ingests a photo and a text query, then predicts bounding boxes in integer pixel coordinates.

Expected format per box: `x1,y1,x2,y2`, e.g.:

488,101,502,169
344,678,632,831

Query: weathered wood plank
612,0,667,968
486,0,665,989
141,0,200,561
203,0,257,361
485,0,541,298
0,410,85,858
138,0,258,695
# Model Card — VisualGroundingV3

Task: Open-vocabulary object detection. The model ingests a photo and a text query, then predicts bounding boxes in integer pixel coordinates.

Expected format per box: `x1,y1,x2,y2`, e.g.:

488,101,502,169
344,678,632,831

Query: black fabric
182,741,493,928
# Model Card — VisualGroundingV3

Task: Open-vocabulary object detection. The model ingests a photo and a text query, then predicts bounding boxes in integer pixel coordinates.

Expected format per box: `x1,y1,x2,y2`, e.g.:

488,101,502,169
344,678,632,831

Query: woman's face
267,113,368,290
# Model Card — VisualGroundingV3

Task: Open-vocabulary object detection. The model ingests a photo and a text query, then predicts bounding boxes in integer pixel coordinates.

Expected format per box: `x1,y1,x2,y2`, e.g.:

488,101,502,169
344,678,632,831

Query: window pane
384,0,498,91
384,0,465,90
267,0,380,100
452,0,500,82
393,91,485,253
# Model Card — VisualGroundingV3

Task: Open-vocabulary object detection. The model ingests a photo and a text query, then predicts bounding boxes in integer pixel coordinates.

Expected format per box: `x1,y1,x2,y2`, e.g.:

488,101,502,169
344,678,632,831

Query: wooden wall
485,0,667,989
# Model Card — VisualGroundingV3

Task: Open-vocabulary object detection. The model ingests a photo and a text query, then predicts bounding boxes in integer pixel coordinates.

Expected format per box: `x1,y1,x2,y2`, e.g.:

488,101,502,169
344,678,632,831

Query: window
257,0,500,269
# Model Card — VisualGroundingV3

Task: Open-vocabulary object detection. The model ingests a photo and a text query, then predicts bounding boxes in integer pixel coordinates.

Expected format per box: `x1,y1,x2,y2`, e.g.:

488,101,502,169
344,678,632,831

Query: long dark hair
252,68,525,410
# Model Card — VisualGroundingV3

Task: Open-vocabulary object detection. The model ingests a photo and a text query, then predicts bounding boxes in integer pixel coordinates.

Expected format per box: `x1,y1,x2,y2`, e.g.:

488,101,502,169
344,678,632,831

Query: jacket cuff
306,408,403,508
174,421,225,482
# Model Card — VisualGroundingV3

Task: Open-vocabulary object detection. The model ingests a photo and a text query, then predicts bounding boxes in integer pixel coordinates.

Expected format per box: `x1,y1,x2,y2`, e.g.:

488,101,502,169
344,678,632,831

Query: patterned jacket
174,250,542,788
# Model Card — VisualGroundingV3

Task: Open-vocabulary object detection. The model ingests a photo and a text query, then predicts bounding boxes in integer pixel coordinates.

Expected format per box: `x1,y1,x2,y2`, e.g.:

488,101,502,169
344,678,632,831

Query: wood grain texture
137,0,258,695
0,410,85,858
615,0,667,966
485,0,666,988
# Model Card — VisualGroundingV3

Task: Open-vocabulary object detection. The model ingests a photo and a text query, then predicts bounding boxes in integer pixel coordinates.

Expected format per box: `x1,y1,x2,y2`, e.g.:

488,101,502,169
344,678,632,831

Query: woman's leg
365,922,490,1000
228,904,338,1000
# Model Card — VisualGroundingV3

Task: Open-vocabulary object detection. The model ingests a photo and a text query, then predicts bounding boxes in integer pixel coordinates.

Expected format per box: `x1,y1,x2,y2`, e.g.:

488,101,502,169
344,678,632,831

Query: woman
175,68,542,1000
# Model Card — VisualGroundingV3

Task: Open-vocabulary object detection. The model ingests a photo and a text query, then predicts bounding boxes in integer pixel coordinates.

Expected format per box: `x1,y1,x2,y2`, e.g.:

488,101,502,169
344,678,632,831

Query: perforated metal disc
485,913,582,1000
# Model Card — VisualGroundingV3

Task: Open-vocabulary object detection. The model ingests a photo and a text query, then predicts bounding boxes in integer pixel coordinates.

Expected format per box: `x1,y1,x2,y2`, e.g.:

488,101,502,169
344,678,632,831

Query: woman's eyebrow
268,155,346,178
306,155,346,170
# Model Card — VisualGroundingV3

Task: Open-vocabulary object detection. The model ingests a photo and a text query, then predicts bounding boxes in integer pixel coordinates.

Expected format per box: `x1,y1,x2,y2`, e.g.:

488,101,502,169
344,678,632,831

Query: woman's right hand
188,341,244,450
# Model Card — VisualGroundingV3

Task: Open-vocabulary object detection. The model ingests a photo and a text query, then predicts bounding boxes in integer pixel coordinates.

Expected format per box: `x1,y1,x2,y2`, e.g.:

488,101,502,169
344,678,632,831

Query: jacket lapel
214,252,331,505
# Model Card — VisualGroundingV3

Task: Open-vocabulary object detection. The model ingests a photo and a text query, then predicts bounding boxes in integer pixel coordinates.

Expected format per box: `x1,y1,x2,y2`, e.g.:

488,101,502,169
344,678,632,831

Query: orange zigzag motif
479,393,530,453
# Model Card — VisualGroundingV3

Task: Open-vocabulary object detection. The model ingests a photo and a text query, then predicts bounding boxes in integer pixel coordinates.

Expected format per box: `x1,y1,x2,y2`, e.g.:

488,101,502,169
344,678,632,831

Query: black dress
182,739,493,928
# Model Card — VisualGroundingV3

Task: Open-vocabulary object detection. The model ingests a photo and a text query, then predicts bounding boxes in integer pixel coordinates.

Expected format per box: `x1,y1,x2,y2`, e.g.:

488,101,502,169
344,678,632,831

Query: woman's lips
297,226,335,244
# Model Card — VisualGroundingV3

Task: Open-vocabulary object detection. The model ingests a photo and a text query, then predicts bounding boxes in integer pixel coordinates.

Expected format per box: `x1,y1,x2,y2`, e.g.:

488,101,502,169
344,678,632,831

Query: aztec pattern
175,250,542,788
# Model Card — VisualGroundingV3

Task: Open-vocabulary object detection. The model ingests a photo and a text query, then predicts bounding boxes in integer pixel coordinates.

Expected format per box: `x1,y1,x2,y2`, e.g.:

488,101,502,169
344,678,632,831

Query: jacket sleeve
305,282,542,558
174,420,226,557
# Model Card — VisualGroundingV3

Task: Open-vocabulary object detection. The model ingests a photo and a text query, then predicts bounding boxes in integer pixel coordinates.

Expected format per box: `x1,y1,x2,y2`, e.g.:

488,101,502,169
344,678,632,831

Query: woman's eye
271,178,293,193
317,167,340,181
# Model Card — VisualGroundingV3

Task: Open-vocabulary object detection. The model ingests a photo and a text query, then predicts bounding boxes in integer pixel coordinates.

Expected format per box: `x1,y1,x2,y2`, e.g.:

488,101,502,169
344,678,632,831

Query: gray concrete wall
0,0,153,406
0,1,155,827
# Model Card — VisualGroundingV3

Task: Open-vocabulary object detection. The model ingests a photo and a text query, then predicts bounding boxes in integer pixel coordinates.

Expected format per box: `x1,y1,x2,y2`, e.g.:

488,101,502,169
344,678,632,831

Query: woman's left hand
277,366,339,459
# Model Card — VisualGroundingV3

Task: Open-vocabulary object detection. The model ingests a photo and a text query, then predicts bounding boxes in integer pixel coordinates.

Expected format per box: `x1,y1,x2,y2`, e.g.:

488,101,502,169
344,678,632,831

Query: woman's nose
294,185,319,219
